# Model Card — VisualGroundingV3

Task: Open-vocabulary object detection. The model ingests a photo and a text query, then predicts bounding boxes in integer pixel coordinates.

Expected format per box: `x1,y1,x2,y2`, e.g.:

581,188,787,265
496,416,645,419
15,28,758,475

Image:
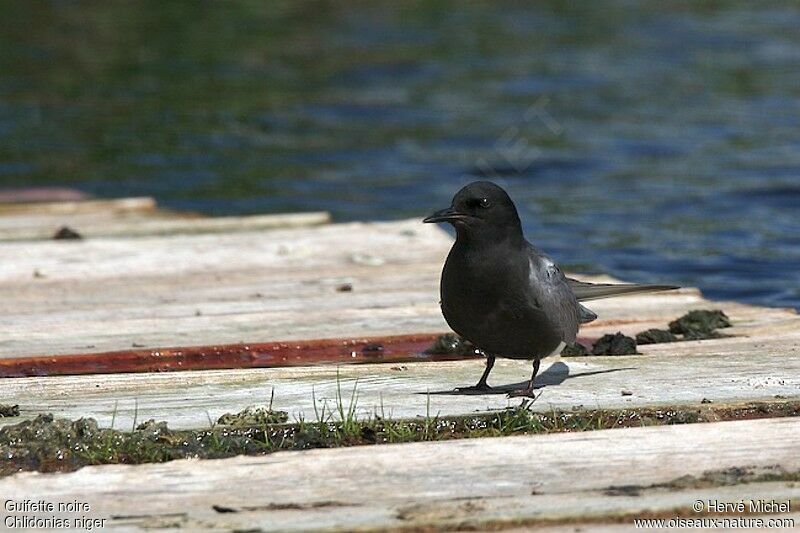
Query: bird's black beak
423,206,469,224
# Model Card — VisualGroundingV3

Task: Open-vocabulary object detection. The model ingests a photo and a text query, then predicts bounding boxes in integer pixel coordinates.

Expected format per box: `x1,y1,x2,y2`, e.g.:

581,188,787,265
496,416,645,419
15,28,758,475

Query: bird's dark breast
440,247,563,359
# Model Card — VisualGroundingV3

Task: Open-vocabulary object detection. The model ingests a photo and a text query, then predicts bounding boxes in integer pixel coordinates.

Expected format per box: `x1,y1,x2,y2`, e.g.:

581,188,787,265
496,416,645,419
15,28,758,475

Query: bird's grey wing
566,278,679,301
527,252,581,344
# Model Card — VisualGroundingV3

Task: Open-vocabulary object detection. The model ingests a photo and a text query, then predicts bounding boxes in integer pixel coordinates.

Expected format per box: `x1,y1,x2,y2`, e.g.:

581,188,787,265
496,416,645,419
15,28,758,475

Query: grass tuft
2,390,798,478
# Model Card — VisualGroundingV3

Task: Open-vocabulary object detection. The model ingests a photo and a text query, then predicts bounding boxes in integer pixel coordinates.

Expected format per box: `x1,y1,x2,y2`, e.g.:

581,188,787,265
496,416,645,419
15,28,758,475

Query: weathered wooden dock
0,195,798,531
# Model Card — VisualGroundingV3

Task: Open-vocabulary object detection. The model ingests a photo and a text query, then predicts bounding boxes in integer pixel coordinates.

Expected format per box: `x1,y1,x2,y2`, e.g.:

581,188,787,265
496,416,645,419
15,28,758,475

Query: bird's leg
456,354,495,392
508,358,541,397
476,354,495,388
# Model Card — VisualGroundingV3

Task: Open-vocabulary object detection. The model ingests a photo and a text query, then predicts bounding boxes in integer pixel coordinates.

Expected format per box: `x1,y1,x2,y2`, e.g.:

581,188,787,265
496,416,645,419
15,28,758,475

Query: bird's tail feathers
568,280,679,302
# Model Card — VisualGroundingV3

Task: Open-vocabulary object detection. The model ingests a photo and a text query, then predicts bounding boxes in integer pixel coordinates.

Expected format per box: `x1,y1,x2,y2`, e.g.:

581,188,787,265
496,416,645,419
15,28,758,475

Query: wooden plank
0,217,790,359
2,417,797,531
0,210,186,241
0,196,156,215
0,219,453,357
3,321,798,430
1,217,798,427
0,333,477,377
81,211,332,237
0,193,330,240
0,209,331,241
0,187,89,203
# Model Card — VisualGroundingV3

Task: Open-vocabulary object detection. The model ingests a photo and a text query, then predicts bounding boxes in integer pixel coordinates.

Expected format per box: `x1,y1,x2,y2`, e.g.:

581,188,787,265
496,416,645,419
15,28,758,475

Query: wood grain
0,219,448,357
3,327,798,430
0,208,330,240
1,204,798,531
2,417,797,531
1,218,798,428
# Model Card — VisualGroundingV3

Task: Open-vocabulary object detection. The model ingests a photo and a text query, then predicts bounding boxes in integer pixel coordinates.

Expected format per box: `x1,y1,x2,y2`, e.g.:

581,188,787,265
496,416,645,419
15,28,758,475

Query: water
1,1,798,309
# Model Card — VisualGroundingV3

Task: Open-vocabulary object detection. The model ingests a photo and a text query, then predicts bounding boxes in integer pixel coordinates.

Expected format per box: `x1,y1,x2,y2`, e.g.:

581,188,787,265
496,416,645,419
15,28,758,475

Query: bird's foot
454,383,493,393
507,383,539,398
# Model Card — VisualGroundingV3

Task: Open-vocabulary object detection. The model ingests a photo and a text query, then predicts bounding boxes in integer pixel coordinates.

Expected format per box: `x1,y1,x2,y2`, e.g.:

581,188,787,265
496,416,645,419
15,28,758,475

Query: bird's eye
479,197,491,208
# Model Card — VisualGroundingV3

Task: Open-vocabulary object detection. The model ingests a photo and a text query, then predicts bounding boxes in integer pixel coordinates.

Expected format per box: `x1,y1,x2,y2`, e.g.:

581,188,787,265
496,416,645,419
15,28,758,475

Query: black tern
424,181,678,396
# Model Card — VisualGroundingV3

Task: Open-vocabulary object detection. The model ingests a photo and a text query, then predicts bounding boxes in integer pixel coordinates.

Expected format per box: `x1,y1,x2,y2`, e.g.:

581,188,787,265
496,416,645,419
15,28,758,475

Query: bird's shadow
423,362,636,396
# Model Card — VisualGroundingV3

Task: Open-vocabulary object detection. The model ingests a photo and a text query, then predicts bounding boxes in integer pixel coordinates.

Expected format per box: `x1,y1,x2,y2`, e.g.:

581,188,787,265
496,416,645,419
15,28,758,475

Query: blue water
1,2,798,308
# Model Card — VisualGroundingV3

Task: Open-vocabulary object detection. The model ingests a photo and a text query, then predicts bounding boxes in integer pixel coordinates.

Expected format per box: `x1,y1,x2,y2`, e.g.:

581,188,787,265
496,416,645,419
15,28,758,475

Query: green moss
217,406,288,427
0,404,20,417
560,343,589,357
592,332,638,355
425,333,477,356
2,400,798,478
635,328,678,345
669,310,731,340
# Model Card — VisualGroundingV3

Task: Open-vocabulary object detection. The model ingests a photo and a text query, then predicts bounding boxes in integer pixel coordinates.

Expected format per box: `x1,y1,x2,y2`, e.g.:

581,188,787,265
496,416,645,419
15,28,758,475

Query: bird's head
423,181,523,242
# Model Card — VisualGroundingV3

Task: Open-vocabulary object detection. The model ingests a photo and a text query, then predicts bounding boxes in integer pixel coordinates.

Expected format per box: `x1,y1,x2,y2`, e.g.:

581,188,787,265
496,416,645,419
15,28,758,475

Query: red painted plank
0,334,469,378
0,335,596,378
